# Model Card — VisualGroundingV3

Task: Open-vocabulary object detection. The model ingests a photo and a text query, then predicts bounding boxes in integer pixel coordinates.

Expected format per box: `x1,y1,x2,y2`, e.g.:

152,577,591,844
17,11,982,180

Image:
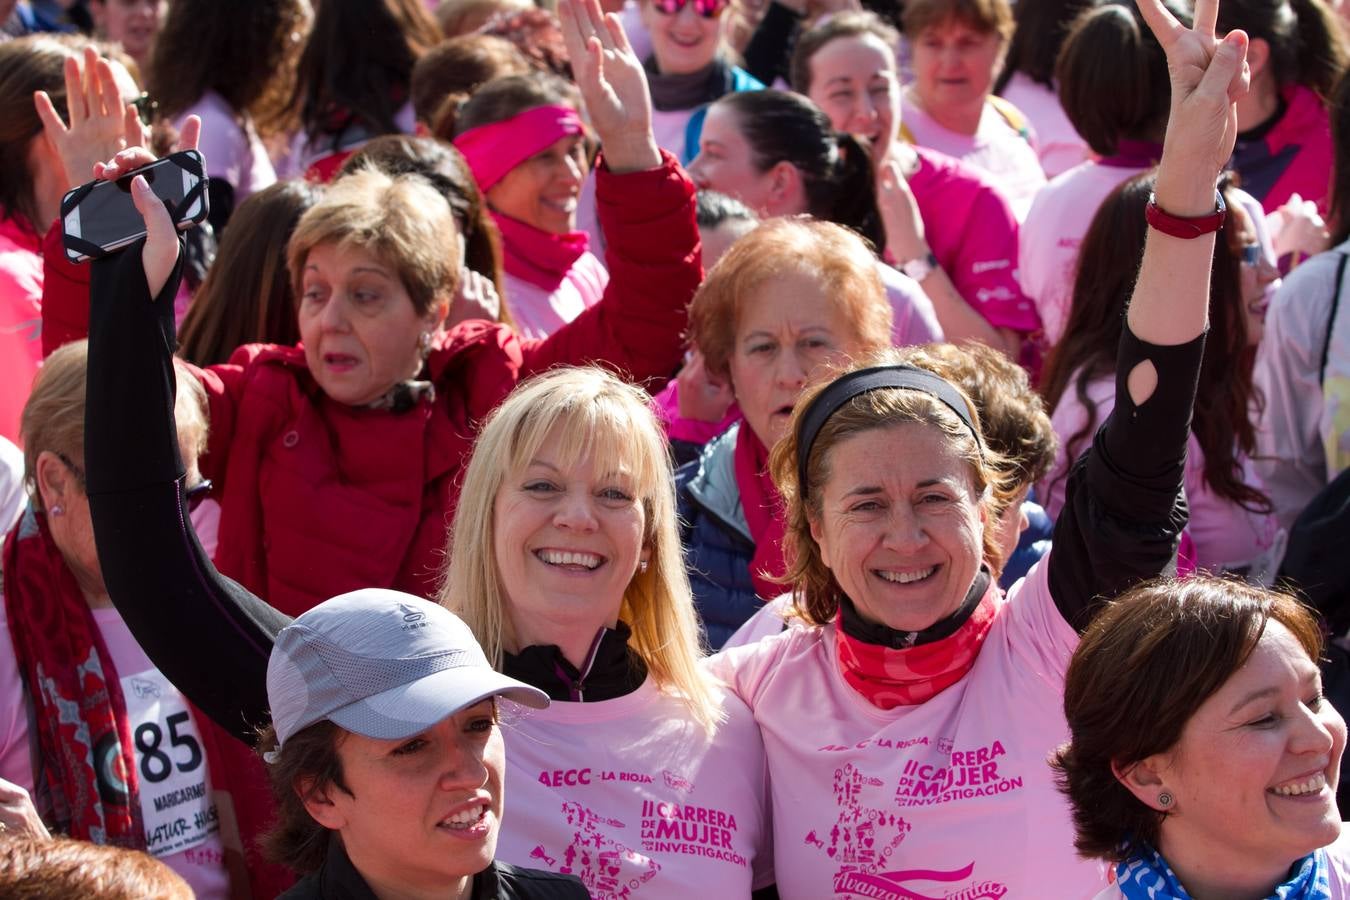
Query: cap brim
326,666,549,742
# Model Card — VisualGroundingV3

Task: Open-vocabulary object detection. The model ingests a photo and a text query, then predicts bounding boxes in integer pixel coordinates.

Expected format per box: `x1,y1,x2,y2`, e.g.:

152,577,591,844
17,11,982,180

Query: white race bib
119,667,220,857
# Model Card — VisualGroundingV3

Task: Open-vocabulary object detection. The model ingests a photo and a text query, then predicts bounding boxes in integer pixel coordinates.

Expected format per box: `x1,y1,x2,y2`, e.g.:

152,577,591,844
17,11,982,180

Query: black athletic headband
795,365,981,498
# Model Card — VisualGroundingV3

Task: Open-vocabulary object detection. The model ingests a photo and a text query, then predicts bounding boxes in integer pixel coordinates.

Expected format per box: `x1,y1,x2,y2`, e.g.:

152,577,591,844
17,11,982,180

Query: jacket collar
684,422,751,542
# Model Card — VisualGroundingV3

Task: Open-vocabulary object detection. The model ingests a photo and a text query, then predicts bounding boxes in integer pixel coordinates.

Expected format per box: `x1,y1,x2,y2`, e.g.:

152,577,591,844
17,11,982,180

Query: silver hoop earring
1158,792,1174,809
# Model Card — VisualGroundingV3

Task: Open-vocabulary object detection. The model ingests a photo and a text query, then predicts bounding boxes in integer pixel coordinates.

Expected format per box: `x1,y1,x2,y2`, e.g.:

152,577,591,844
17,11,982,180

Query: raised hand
446,268,504,328
558,0,662,173
1137,0,1250,209
34,46,144,193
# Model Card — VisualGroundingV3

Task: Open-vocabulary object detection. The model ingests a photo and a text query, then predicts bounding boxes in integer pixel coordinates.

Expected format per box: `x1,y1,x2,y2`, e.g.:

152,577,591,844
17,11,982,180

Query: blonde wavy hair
769,348,1020,625
439,367,723,731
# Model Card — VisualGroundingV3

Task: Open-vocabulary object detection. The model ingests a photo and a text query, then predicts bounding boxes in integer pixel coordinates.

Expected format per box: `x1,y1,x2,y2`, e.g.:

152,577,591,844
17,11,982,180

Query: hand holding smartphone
61,149,209,265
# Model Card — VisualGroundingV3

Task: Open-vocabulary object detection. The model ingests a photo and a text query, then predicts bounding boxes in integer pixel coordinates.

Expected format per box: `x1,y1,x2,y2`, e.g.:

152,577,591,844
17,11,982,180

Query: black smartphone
61,149,209,265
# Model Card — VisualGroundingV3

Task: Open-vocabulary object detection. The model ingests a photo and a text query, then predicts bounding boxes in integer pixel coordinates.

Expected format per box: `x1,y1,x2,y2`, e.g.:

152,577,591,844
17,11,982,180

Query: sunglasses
54,451,211,512
651,0,729,19
130,92,158,127
1238,244,1262,267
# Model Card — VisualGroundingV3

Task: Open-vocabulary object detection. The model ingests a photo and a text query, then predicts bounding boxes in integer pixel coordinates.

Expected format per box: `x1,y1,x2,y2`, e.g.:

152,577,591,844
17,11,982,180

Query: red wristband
1145,189,1227,239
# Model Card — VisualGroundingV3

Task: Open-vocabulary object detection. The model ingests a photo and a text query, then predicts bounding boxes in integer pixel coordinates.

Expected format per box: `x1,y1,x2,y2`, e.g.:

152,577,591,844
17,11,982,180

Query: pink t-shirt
0,215,43,446
495,677,773,899
0,603,231,899
502,251,609,340
178,91,276,205
901,93,1048,220
711,558,1108,898
908,147,1040,334
1019,161,1146,347
1043,373,1283,579
998,73,1090,179
877,259,945,345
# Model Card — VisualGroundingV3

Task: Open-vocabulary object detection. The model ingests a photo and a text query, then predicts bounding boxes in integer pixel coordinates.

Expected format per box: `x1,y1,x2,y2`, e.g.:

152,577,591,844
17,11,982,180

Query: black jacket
279,840,589,899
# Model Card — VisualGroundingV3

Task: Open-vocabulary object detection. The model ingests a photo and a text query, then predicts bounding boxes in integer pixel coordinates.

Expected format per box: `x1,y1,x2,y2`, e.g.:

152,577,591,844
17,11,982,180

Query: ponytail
822,132,884,251
1217,0,1347,99
718,90,884,250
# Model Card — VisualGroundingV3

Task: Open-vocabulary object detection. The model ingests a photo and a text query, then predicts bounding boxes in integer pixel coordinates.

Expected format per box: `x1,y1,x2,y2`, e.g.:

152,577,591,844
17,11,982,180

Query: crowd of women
2,0,1350,897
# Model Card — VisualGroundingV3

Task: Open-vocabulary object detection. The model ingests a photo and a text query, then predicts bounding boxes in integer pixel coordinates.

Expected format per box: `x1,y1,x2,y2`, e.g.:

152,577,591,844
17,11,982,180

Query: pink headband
452,105,585,193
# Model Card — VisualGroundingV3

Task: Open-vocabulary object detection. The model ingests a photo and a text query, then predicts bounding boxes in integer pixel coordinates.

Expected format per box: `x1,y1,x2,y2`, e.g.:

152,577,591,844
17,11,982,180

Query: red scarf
492,211,589,292
732,425,788,600
2,510,143,846
2,510,269,897
835,583,1003,709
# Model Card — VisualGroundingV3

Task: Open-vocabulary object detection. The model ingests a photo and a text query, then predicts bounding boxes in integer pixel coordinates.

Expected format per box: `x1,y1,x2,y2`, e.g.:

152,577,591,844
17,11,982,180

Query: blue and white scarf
1116,842,1330,899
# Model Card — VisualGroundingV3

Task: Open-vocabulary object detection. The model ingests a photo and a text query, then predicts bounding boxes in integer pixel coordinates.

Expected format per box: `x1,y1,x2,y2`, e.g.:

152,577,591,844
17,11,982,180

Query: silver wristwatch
900,251,939,282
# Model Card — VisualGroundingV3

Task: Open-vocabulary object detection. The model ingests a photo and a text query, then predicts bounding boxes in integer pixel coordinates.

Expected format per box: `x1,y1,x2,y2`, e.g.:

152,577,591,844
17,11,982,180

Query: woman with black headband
709,0,1252,893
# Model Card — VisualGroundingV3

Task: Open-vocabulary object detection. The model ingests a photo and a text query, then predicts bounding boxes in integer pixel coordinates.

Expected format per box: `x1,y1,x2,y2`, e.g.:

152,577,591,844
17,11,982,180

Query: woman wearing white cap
260,589,587,899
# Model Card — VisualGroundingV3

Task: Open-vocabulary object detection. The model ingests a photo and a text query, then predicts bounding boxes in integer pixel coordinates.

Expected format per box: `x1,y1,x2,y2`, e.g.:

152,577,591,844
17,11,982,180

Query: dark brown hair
436,71,580,140
177,180,321,366
480,8,573,80
1216,0,1347,100
1040,172,1269,513
410,35,531,124
993,0,1099,92
716,90,884,250
1052,575,1323,860
1054,1,1181,155
1326,65,1350,245
0,37,78,229
147,0,308,124
339,135,508,316
789,12,899,95
291,0,444,143
258,720,351,875
0,834,192,899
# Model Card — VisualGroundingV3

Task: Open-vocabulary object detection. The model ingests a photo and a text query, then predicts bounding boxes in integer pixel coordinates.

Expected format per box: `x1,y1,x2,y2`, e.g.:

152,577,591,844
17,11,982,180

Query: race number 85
134,712,203,783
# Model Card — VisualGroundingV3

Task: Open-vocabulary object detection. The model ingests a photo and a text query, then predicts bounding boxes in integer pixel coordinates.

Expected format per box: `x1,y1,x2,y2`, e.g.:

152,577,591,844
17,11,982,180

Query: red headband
452,105,585,193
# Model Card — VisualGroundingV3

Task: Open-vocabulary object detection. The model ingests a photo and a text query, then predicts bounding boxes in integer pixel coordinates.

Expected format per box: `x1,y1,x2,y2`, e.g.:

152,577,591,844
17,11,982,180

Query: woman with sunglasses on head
1040,171,1284,581
0,341,235,897
708,0,1255,892
638,0,764,165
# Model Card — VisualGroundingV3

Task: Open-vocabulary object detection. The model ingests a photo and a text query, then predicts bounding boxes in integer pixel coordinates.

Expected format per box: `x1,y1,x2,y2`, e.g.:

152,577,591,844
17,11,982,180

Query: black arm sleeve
1048,326,1203,632
85,241,290,745
742,2,803,86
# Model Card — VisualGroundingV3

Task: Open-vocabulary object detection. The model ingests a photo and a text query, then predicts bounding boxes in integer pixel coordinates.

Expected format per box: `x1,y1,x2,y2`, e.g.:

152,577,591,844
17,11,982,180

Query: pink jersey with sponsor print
907,146,1039,336
711,557,1109,900
1018,160,1146,347
495,677,773,900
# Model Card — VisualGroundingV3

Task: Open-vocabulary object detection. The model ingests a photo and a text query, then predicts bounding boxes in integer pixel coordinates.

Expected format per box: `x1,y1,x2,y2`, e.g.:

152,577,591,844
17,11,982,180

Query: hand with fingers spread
558,0,662,173
34,46,144,194
1137,0,1250,209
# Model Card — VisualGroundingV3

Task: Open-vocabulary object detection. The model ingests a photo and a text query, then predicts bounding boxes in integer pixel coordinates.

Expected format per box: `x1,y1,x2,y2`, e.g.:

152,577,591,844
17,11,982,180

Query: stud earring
49,504,64,517
639,560,649,574
1158,792,1174,809
418,331,433,358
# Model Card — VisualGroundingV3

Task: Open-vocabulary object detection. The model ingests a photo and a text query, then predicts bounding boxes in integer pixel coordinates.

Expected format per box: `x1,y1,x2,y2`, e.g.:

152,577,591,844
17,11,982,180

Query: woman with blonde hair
440,367,773,897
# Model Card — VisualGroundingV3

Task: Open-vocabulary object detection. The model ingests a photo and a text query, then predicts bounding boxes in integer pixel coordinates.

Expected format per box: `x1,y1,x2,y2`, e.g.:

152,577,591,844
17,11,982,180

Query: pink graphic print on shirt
803,738,1015,898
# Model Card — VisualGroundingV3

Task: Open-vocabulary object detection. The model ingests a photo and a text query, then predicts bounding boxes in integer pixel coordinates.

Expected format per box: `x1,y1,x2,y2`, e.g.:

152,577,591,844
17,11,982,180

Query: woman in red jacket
45,0,699,620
